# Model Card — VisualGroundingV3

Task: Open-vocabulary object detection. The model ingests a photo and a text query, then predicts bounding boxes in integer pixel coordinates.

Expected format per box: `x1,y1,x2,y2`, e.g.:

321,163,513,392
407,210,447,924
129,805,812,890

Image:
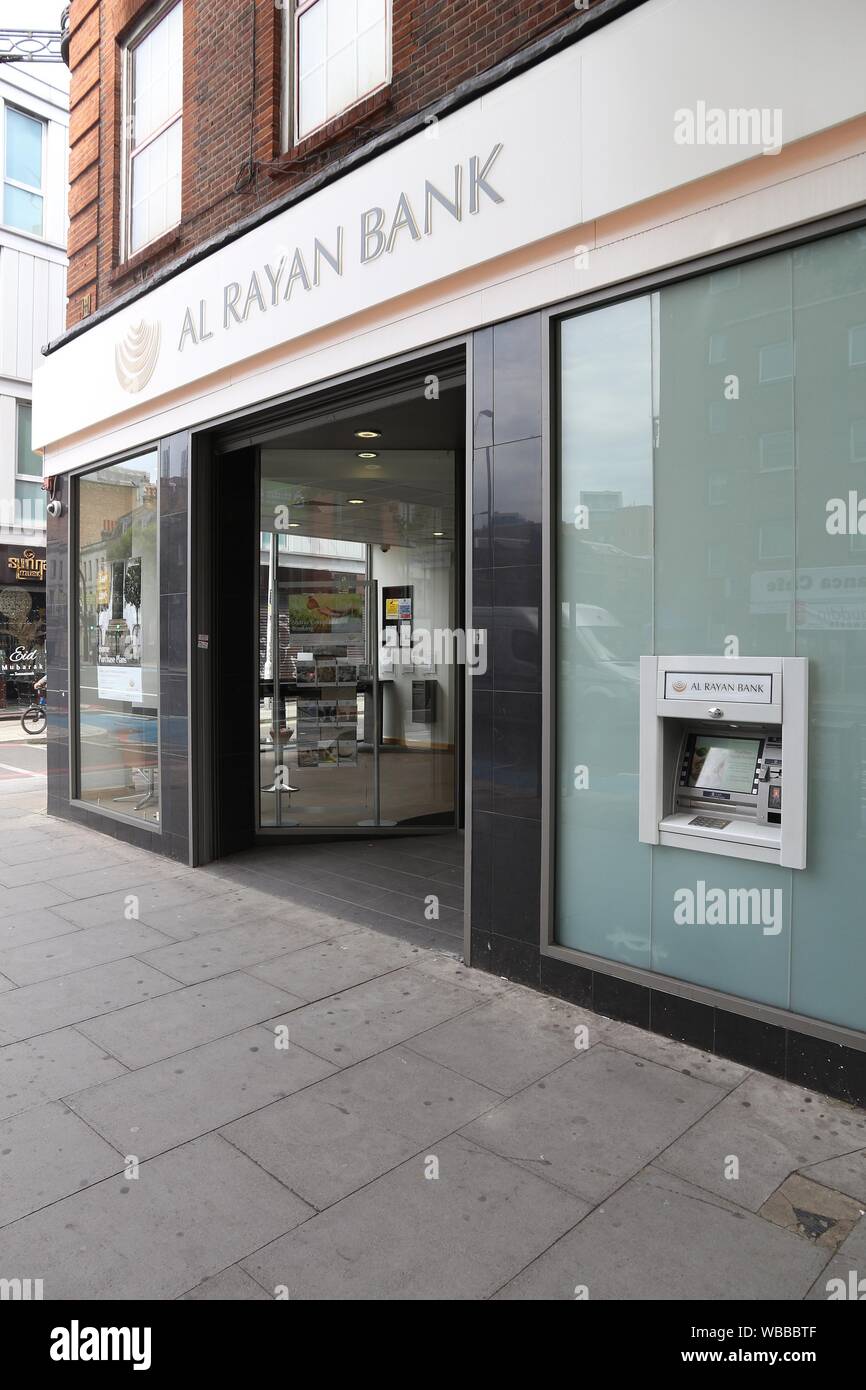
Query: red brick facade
66,0,601,330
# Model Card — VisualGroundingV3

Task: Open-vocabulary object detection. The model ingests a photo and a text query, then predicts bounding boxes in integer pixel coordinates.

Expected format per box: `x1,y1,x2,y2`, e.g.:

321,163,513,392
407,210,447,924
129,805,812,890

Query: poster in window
288,592,364,635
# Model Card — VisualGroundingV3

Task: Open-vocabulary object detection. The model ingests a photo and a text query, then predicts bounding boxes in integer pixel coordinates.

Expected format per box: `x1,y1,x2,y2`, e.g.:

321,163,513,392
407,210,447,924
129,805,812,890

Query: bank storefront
34,0,866,1100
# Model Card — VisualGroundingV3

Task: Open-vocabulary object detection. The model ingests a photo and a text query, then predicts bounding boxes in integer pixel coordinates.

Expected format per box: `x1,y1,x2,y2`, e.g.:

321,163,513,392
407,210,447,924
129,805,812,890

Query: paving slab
242,1133,586,1300
0,910,81,951
656,1072,866,1212
275,965,479,1066
0,920,176,986
50,878,227,931
494,1166,829,1301
46,861,192,901
77,972,305,1069
0,1133,312,1300
137,913,356,984
410,951,510,999
799,1149,866,1204
406,989,591,1095
247,929,426,1002
0,846,132,889
0,1026,126,1122
0,882,73,919
0,1100,124,1227
462,1045,722,1202
66,1024,336,1158
759,1172,864,1250
179,1266,273,1301
596,1016,752,1090
136,890,292,939
0,958,180,1044
222,1045,500,1209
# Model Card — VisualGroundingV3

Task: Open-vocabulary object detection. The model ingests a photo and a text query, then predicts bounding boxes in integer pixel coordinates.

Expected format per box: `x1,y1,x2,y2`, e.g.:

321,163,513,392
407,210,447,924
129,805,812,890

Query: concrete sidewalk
0,784,863,1300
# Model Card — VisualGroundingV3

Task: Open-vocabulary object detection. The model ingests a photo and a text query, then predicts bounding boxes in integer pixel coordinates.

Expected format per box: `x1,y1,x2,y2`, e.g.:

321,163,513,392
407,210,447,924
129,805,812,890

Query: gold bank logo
671,679,688,693
115,319,161,394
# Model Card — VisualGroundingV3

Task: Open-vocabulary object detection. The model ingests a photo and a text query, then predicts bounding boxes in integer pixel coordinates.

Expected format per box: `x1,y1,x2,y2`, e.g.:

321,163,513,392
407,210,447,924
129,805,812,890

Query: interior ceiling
261,451,455,548
259,377,464,549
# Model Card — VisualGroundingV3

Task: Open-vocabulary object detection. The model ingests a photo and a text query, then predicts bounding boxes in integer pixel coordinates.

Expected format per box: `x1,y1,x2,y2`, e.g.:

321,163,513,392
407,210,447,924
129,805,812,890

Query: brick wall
66,0,600,330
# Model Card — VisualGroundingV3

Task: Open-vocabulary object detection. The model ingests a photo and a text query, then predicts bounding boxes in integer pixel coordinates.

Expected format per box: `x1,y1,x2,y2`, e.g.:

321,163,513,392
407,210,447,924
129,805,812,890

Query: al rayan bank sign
34,46,581,448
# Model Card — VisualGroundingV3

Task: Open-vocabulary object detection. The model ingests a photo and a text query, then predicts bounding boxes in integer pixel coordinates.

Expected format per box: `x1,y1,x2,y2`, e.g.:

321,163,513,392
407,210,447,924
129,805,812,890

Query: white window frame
2,103,46,239
293,0,392,146
120,0,183,261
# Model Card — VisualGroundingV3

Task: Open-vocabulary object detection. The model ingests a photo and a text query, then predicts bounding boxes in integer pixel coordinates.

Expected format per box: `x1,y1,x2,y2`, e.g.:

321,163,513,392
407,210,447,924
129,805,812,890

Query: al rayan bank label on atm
664,673,773,703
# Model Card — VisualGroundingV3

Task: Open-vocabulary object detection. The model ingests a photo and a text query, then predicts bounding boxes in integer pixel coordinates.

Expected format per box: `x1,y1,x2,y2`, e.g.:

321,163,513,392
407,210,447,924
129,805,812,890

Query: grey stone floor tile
805,1211,866,1300
406,990,589,1095
77,972,305,1069
275,966,479,1066
0,959,180,1044
242,1133,585,1300
51,878,226,931
0,1026,126,1122
799,1150,866,1204
0,973,14,993
137,891,289,939
0,961,180,1045
597,1017,752,1090
137,914,355,984
0,1100,123,1227
0,1134,312,1300
0,909,81,951
0,847,132,890
204,864,464,941
221,1045,500,1209
462,1046,722,1203
0,883,73,919
410,952,510,999
66,1025,336,1158
247,929,426,1002
46,861,186,901
493,1166,829,1301
179,1266,273,1300
655,1072,866,1212
0,920,176,986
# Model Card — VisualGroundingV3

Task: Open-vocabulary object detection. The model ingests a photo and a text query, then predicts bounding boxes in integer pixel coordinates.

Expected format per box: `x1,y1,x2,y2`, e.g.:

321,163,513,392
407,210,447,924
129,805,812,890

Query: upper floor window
15,403,45,527
4,107,45,237
123,0,183,257
295,0,390,143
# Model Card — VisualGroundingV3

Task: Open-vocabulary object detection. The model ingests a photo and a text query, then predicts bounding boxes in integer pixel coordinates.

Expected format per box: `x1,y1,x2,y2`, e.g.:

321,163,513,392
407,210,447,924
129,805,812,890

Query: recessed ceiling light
354,429,382,439
287,522,300,528
433,531,445,538
347,498,365,505
356,451,379,460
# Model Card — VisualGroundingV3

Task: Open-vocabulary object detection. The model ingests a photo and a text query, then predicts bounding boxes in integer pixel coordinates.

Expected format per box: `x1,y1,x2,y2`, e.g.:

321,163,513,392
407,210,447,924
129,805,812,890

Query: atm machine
639,656,808,868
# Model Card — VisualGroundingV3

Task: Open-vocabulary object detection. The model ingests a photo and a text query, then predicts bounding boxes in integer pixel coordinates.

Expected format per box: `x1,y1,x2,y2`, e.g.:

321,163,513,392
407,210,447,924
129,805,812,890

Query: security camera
46,499,62,519
380,544,390,552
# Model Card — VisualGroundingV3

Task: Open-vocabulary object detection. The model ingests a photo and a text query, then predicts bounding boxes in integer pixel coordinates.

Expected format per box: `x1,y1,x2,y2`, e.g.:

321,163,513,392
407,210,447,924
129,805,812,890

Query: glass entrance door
257,437,459,834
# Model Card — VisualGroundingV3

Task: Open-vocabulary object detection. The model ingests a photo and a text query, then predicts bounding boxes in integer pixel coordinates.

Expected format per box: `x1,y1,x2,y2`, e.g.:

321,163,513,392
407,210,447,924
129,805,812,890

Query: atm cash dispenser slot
639,657,807,869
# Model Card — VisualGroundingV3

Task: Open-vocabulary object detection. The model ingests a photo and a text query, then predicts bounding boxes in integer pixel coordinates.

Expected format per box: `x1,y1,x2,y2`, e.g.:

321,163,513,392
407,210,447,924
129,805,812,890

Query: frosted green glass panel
654,258,796,658
555,297,653,965
651,850,790,1006
556,228,866,1033
788,229,866,1031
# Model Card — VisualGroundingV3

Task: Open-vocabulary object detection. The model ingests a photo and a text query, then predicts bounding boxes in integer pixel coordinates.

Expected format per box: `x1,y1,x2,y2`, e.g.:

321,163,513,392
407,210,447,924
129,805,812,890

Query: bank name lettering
177,145,504,353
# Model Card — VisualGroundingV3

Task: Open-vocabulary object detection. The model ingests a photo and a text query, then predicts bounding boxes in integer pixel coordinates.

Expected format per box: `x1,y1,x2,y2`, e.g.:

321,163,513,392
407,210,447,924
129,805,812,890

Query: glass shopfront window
555,226,866,1034
76,453,159,824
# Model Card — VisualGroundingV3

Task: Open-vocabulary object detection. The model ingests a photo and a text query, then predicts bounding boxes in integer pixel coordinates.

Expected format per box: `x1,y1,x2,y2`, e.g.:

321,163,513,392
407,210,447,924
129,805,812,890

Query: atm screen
687,737,762,794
